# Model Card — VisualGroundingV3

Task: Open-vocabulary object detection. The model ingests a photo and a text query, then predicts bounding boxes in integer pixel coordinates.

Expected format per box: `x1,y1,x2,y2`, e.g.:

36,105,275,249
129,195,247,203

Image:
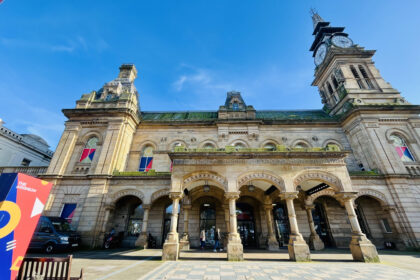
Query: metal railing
0,166,48,177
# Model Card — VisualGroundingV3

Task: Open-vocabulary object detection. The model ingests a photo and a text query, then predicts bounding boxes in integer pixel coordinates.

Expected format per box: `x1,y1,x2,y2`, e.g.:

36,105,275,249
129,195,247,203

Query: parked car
28,216,81,253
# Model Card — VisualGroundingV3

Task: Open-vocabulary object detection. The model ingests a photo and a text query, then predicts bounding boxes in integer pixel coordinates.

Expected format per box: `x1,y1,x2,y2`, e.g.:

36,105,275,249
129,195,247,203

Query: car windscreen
51,220,74,233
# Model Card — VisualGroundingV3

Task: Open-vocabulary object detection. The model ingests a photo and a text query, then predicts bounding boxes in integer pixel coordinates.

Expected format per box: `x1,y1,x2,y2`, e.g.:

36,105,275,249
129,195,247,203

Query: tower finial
310,8,325,30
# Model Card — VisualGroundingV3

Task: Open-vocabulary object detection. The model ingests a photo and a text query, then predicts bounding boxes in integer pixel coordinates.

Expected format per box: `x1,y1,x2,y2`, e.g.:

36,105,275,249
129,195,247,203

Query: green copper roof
141,111,218,121
140,110,337,122
255,110,335,121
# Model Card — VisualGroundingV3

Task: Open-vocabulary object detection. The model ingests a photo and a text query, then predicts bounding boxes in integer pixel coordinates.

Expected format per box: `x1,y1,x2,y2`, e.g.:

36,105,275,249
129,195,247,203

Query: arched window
294,142,308,149
331,75,339,89
79,137,98,163
350,65,364,89
390,135,415,162
202,143,215,149
139,146,154,171
326,143,341,151
234,142,246,150
263,143,276,151
358,65,374,89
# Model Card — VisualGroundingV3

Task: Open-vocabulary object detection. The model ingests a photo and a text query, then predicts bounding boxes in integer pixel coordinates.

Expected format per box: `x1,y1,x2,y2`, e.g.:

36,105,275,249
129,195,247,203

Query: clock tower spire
310,11,407,116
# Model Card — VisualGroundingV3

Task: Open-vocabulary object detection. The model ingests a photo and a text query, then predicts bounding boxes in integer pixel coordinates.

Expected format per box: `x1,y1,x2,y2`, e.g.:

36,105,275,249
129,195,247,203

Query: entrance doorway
272,203,289,246
200,203,216,247
236,203,257,248
313,202,335,247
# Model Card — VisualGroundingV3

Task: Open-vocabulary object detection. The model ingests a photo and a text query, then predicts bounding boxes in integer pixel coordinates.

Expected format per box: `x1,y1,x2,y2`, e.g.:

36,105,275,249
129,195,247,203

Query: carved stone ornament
224,192,240,200
183,172,228,190
238,172,285,191
151,188,170,203
111,189,145,203
293,171,342,191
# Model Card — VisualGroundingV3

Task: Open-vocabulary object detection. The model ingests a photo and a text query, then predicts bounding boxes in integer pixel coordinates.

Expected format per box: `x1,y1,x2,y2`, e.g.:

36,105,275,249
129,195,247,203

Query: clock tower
310,11,407,116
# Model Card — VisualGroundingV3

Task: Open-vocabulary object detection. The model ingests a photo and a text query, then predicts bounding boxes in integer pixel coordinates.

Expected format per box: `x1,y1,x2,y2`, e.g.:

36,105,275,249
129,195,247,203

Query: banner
0,173,53,280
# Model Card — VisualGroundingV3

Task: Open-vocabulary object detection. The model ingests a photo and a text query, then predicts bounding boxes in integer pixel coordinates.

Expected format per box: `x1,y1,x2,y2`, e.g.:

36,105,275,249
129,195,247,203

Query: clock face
332,35,353,48
314,44,327,66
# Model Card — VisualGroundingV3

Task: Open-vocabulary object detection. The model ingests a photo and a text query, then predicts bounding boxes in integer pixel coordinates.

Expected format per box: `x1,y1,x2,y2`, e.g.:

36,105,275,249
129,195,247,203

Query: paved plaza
27,248,420,280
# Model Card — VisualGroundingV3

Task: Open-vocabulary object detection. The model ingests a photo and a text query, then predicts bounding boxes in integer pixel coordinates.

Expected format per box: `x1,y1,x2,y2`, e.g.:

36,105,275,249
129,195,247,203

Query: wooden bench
17,255,83,280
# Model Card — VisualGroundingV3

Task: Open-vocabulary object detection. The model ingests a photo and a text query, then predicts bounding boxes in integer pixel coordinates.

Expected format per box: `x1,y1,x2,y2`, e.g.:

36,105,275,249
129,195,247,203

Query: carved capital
279,192,299,200
169,192,183,200
263,204,274,211
142,204,151,210
336,192,358,203
382,205,396,212
225,192,240,200
304,203,315,210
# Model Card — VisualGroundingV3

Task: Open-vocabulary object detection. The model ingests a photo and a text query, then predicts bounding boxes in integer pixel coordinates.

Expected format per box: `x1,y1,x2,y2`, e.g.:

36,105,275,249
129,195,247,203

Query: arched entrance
109,195,144,247
313,200,334,247
236,202,257,248
272,202,289,247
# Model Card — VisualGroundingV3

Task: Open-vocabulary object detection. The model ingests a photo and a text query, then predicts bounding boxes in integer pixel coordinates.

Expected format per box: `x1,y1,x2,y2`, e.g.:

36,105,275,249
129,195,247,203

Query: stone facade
41,13,420,263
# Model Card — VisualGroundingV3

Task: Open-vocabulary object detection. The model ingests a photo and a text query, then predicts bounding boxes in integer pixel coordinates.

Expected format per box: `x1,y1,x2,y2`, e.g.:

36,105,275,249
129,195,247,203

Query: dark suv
29,216,81,253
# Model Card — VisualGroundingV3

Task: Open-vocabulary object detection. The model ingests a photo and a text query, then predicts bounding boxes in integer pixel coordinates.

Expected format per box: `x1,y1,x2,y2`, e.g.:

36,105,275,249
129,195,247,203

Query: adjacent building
40,13,420,262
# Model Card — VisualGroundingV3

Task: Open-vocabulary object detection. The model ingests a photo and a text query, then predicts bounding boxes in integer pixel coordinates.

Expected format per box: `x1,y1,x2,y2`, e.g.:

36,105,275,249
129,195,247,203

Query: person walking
200,229,206,250
213,228,223,252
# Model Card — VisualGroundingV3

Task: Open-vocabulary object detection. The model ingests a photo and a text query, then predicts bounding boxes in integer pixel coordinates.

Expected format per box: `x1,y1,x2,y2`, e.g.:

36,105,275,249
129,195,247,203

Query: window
294,142,308,149
234,142,246,150
390,135,415,162
350,65,365,89
381,218,392,233
263,143,276,151
139,146,154,172
232,102,239,111
60,203,77,223
79,137,98,163
21,158,31,167
326,82,334,95
358,65,374,89
331,75,339,89
326,143,341,151
202,143,215,149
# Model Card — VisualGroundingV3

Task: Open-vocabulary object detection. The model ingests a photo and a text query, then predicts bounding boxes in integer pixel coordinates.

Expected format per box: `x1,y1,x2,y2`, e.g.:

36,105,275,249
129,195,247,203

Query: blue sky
1,1,420,150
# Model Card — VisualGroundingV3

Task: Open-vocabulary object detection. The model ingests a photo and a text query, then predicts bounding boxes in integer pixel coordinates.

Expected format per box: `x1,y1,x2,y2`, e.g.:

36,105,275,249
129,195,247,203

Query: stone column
263,197,280,251
337,192,379,263
280,192,310,262
162,192,182,261
225,192,243,261
135,204,150,248
179,204,191,251
304,203,324,250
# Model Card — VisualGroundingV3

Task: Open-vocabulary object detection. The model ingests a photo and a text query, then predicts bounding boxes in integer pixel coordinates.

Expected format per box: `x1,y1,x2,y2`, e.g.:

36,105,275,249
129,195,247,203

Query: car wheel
44,243,55,254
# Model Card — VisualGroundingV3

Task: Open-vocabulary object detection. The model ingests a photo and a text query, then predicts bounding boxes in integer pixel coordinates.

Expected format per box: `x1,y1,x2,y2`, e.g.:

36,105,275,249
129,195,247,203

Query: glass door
273,203,290,246
200,203,216,247
236,203,257,248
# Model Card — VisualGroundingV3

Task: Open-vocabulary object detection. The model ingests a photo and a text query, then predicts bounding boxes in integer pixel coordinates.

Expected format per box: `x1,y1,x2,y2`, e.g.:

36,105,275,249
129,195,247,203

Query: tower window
21,158,31,167
79,137,98,164
232,102,239,111
358,65,374,89
390,135,415,162
326,82,334,95
331,75,339,89
350,65,365,89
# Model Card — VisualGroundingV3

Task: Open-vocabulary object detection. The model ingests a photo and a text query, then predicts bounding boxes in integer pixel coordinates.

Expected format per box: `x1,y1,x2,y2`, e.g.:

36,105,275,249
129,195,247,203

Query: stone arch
293,170,344,192
111,189,145,204
198,139,219,149
355,189,389,206
79,131,103,145
228,139,249,148
322,139,343,150
385,128,416,144
182,171,228,192
150,188,170,204
237,171,286,192
291,139,312,148
168,139,188,150
138,140,158,152
305,188,337,205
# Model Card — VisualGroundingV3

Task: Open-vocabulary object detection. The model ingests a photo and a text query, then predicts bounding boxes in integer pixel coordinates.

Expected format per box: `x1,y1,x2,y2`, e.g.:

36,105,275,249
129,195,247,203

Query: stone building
41,13,420,262
0,118,53,174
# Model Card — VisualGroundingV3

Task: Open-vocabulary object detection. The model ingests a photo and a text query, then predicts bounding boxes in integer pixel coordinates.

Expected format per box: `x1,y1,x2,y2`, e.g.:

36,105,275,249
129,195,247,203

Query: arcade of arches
101,153,404,263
